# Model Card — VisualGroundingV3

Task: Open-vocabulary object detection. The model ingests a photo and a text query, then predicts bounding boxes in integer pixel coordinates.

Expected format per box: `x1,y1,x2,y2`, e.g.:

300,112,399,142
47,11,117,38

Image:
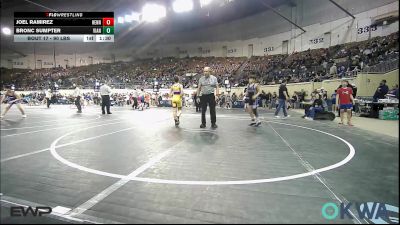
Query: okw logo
10,206,52,217
322,202,399,224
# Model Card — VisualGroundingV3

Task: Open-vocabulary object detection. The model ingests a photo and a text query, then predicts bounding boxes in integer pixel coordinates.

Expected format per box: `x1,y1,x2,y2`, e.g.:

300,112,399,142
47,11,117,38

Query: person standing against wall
260,90,267,108
100,82,112,115
226,93,232,109
331,90,337,114
271,92,277,109
266,92,272,109
196,67,219,129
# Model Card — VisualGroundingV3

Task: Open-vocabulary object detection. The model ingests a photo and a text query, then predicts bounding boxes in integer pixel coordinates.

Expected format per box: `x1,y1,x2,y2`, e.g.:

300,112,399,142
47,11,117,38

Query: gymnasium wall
311,69,399,97
225,82,317,99
160,0,397,44
8,53,116,69
14,70,398,99
4,0,398,69
319,78,357,97
144,0,399,58
356,69,399,97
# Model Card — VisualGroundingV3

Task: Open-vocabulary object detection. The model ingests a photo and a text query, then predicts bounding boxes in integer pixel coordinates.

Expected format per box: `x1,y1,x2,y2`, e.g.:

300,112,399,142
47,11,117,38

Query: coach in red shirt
336,80,355,126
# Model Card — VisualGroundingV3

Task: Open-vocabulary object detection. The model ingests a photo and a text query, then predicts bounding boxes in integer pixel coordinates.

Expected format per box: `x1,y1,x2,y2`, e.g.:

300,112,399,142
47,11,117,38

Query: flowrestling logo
321,202,399,224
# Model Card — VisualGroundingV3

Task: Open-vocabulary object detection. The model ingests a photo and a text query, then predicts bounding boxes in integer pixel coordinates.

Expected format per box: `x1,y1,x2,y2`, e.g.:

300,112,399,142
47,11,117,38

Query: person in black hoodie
373,80,389,102
304,93,324,120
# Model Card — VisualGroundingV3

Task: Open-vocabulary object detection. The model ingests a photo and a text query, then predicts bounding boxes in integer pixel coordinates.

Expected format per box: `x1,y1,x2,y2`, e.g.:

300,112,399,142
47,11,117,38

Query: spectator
274,80,290,118
231,92,237,102
373,79,389,102
290,94,298,109
266,92,272,108
351,83,358,98
329,63,337,76
1,32,397,90
388,84,399,99
321,89,328,109
225,94,232,109
304,93,324,120
260,90,267,108
270,91,277,109
331,90,337,113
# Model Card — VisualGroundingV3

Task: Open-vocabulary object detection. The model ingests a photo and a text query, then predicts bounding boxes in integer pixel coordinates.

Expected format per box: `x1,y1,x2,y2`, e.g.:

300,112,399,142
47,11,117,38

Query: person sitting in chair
304,93,324,120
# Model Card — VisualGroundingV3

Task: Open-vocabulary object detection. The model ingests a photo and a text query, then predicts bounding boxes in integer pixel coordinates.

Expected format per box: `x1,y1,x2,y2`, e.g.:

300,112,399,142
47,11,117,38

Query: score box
102,18,114,26
102,26,114,34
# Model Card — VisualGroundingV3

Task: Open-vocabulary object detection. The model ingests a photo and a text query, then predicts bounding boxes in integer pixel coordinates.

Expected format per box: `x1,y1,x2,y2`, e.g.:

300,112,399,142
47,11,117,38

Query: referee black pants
75,96,82,112
46,97,51,108
195,101,201,112
200,93,216,125
101,95,111,114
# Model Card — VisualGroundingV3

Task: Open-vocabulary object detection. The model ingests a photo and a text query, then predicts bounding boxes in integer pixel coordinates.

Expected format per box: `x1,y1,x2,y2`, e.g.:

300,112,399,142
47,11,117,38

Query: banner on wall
13,61,24,65
264,47,274,53
201,49,211,54
356,18,379,40
309,37,324,45
227,49,237,54
158,100,172,107
232,100,244,108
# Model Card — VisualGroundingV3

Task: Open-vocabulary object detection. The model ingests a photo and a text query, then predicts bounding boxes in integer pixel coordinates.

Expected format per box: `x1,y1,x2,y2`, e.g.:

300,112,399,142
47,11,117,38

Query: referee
73,84,82,113
100,82,112,115
45,89,52,108
196,67,219,129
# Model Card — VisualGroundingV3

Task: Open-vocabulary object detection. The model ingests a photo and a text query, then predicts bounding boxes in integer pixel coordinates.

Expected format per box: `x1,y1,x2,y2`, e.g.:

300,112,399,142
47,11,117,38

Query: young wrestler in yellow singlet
170,76,183,127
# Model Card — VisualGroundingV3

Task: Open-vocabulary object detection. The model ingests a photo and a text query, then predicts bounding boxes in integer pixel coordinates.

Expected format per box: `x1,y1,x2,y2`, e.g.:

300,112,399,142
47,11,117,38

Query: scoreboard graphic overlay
14,12,114,42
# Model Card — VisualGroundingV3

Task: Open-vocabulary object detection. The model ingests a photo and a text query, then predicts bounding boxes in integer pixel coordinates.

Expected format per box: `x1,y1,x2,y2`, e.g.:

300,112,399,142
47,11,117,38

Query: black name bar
14,26,106,34
14,19,106,26
14,12,114,18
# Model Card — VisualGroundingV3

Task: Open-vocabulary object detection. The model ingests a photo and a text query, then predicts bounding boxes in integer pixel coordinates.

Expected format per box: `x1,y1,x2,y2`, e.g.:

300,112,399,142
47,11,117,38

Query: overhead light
125,14,133,23
131,12,141,22
2,27,11,35
200,0,213,8
117,17,124,24
142,3,166,22
172,0,193,13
